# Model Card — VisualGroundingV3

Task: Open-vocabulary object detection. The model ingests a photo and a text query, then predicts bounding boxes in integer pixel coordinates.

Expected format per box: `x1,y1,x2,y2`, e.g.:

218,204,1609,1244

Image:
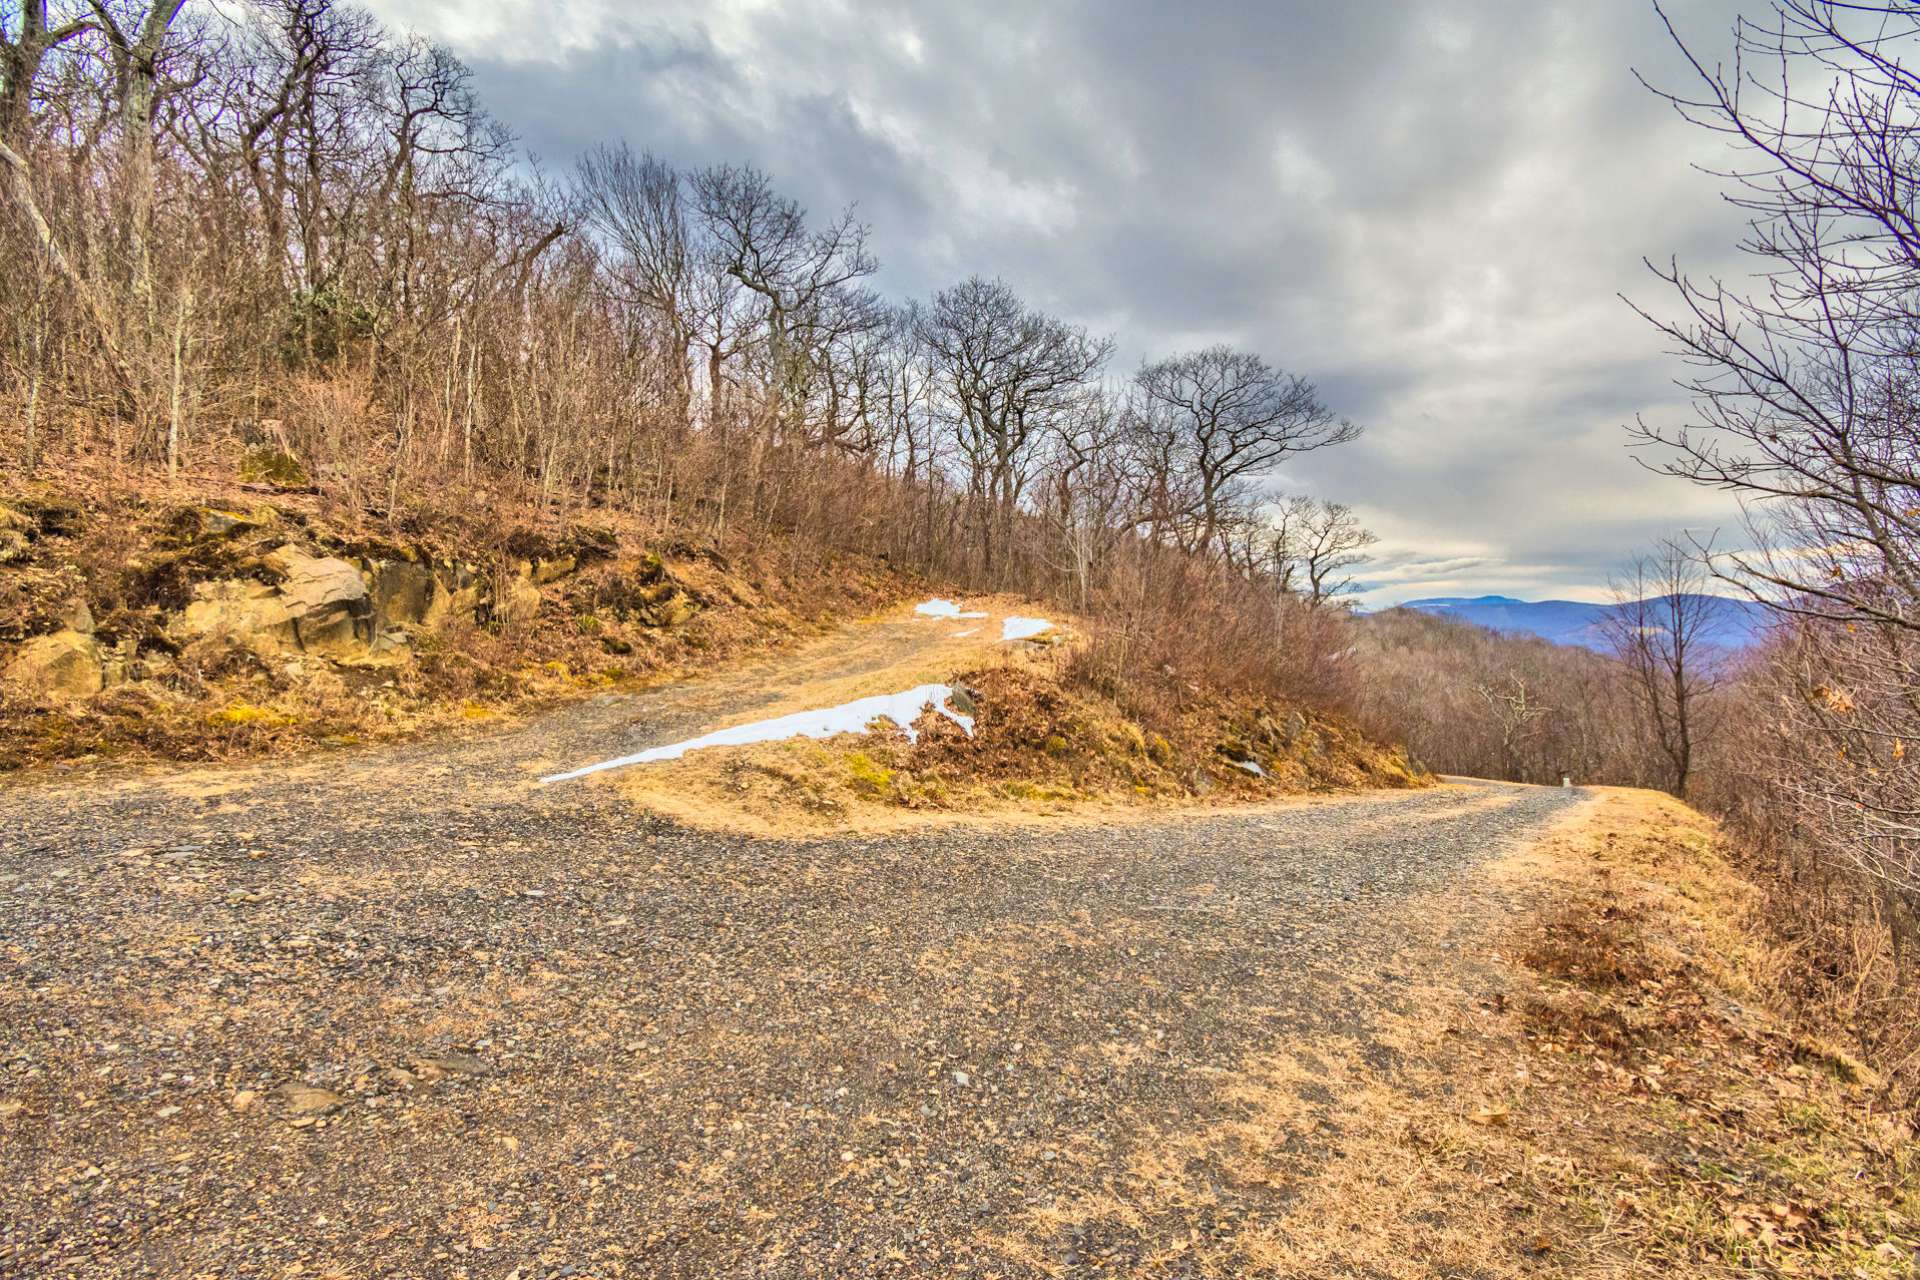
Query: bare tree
575,144,694,424
0,1,137,399
1475,671,1553,783
1038,387,1140,605
0,1,94,150
1635,1,1920,897
88,0,189,319
691,163,875,433
1600,540,1726,797
1267,496,1377,609
1135,346,1358,558
916,276,1111,579
1633,1,1920,633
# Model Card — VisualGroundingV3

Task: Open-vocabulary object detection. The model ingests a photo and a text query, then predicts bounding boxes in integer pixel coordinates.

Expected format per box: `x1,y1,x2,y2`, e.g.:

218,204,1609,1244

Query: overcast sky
365,0,1760,605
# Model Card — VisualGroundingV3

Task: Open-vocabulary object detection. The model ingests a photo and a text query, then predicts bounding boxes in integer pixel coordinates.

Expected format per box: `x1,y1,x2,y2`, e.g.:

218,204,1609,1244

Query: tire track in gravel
1,623,1587,1278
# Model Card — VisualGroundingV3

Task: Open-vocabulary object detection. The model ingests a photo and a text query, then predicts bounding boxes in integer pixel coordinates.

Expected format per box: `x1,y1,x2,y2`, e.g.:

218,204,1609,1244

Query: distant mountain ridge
1397,593,1771,652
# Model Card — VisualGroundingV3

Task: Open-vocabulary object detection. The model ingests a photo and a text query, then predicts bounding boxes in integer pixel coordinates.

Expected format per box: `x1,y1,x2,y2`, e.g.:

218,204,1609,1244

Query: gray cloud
368,0,1759,604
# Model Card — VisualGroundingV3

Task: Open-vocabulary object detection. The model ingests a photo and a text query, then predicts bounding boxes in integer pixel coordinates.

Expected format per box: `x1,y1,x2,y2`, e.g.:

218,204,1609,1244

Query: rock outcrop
4,628,105,701
177,580,297,652
265,547,371,654
496,569,543,625
0,501,700,706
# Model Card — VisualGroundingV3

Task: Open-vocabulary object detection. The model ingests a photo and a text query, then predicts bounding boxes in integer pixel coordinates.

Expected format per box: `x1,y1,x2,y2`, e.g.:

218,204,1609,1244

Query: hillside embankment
0,468,1416,825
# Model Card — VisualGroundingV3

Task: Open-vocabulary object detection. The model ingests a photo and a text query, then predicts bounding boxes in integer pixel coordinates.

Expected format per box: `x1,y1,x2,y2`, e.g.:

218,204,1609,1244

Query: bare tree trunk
89,0,187,325
24,349,43,474
1,4,96,151
0,139,138,408
166,288,191,477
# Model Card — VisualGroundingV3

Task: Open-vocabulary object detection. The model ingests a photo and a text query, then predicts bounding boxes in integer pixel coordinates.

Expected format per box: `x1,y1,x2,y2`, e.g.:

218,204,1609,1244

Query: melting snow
951,628,979,638
915,598,986,619
539,685,975,784
1001,617,1053,642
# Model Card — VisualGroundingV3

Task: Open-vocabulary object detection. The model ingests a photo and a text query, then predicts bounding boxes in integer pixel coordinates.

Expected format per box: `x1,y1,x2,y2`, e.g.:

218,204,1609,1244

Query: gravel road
1,660,1585,1278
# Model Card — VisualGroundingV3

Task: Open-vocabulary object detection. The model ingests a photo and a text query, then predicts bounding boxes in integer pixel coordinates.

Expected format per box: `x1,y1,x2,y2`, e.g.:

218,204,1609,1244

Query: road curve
1,683,1583,1277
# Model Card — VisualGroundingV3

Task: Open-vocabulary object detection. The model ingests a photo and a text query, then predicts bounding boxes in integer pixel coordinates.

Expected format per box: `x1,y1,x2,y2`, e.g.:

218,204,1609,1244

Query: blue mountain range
1398,593,1771,652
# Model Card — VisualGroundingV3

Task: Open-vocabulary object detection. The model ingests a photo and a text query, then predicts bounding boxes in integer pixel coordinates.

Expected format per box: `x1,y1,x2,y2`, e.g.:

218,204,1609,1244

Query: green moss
1042,733,1069,757
844,750,895,797
237,445,309,488
209,702,293,727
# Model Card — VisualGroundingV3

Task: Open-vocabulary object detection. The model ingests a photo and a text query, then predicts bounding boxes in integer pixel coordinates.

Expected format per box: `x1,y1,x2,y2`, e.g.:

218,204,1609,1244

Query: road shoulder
1160,787,1920,1277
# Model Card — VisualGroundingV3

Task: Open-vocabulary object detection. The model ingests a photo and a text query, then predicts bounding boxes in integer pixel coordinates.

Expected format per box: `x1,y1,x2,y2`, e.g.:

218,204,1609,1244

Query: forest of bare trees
0,0,1375,714
1349,607,1680,791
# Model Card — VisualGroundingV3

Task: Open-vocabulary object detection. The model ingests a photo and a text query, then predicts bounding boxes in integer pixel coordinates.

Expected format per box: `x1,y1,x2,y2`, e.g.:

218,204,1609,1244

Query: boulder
496,573,543,625
645,590,696,628
267,546,366,616
166,506,262,545
631,580,697,628
424,563,483,629
367,560,436,629
178,580,297,651
530,555,578,585
237,445,309,489
265,546,370,654
4,629,104,700
101,635,146,685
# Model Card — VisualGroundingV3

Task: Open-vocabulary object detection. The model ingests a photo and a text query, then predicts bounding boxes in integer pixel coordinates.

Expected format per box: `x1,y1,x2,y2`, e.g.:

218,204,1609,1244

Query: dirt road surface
1,619,1585,1278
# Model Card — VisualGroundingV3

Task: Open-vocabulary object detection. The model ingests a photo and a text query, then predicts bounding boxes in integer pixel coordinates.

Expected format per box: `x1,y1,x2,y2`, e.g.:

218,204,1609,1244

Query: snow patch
1000,616,1053,642
950,628,979,638
1234,758,1266,777
539,685,975,784
915,598,986,619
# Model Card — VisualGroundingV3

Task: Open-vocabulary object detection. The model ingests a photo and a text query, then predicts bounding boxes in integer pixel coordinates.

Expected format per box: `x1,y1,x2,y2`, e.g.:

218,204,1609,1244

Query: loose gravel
1,674,1582,1279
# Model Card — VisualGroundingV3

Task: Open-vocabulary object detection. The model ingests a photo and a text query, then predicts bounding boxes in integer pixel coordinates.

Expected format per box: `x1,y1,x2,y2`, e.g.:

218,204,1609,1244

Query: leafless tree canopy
0,0,1374,713
1262,496,1378,610
1633,1,1920,630
1628,1,1920,1091
1599,540,1728,797
1133,347,1357,560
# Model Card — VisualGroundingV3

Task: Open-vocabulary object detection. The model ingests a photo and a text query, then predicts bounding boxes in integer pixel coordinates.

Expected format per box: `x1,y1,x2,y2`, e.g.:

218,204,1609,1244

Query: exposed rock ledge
0,503,645,705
